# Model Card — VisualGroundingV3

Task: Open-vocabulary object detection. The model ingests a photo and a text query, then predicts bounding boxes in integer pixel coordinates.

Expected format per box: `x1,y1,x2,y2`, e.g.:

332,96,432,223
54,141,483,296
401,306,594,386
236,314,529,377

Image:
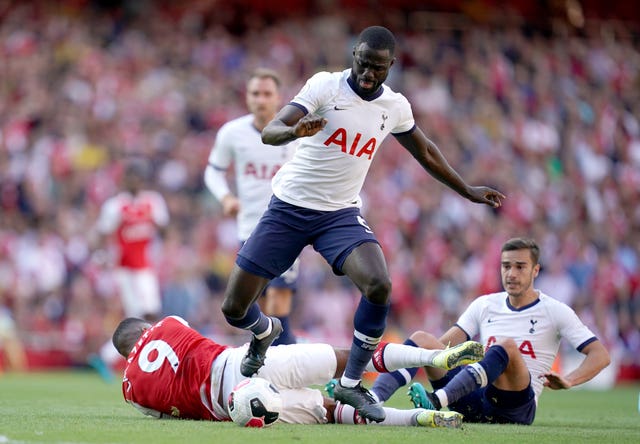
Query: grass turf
0,370,638,444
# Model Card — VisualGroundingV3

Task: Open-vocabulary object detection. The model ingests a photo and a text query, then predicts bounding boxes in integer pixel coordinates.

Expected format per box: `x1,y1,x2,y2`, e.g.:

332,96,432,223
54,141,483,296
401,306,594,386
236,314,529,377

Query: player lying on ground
112,315,484,427
365,237,610,424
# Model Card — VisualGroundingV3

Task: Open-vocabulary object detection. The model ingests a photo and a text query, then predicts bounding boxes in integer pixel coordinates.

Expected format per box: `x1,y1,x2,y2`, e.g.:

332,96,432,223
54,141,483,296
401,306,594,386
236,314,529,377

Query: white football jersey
272,69,415,211
207,114,295,240
455,291,596,400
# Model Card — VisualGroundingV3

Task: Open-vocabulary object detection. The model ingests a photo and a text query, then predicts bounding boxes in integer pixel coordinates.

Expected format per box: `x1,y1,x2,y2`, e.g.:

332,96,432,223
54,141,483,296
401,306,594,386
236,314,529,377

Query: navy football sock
441,345,509,406
224,303,271,336
272,316,296,345
479,345,510,382
342,297,390,383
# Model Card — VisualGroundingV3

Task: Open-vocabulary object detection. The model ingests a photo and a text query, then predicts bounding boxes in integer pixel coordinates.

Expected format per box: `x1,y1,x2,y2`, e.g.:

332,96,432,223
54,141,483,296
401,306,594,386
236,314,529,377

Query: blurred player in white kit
205,68,299,345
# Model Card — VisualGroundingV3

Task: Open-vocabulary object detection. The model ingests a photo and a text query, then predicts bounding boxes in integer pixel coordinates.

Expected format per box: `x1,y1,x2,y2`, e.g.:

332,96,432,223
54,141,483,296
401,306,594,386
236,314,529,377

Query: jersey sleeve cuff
289,102,309,115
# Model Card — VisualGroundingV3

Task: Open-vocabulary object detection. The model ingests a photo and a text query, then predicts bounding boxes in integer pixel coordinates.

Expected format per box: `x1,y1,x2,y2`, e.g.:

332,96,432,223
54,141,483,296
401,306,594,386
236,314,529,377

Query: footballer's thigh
114,268,161,318
135,269,162,317
278,387,328,424
215,345,336,423
258,343,337,388
492,338,531,391
219,343,336,398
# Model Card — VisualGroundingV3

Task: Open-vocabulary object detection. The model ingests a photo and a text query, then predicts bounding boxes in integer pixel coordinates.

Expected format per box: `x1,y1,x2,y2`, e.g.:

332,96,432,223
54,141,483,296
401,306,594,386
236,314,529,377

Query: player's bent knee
494,337,519,355
409,331,440,348
221,298,249,319
363,276,392,305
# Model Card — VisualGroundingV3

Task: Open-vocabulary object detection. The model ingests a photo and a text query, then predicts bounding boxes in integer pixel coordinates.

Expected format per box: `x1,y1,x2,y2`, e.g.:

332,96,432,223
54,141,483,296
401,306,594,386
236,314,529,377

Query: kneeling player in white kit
370,237,611,425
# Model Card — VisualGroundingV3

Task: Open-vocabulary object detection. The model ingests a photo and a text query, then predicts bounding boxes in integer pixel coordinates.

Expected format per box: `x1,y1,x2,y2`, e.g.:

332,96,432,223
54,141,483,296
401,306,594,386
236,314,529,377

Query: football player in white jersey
373,237,610,424
219,26,505,422
205,69,298,345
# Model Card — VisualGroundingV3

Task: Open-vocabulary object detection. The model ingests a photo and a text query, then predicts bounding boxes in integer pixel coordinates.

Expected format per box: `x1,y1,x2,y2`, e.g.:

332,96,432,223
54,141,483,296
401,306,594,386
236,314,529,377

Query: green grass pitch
0,370,638,443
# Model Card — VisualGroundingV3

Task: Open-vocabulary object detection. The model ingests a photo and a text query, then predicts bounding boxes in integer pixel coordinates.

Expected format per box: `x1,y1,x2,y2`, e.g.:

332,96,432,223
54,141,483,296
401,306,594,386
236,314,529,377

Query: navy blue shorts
237,196,379,279
239,241,299,291
431,367,537,425
267,258,299,291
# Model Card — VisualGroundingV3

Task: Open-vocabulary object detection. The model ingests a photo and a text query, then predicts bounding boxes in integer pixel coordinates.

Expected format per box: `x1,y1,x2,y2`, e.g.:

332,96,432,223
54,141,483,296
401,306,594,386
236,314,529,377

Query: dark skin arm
261,105,326,145
394,128,505,207
262,104,504,207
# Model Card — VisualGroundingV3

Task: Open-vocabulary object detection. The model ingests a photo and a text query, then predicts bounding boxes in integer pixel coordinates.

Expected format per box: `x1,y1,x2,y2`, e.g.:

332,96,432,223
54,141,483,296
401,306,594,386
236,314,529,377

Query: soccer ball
227,377,283,427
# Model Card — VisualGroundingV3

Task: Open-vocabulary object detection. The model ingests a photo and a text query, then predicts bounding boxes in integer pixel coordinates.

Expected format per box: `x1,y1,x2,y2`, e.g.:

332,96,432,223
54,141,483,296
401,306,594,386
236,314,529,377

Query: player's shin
341,298,389,385
224,303,272,337
367,339,421,402
437,345,508,407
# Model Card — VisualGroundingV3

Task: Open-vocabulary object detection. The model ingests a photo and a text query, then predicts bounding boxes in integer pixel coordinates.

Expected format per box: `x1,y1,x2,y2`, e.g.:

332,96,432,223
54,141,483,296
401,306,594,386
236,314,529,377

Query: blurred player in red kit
96,161,170,321
91,160,170,380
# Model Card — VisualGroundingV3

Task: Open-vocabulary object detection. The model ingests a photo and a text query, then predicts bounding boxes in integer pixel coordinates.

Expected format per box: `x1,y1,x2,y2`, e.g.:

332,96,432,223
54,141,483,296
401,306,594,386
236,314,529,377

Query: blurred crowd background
0,0,639,383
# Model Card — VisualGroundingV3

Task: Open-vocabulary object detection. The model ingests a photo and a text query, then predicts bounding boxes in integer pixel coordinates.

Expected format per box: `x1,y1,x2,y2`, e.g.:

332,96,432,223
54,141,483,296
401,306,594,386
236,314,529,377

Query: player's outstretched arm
541,340,610,390
394,128,505,208
262,104,327,145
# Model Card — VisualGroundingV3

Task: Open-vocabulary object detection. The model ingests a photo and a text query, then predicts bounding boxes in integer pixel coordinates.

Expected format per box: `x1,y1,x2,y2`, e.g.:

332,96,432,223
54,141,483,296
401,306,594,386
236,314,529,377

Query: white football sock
365,343,439,372
434,389,449,409
339,376,361,388
254,318,273,340
334,402,422,426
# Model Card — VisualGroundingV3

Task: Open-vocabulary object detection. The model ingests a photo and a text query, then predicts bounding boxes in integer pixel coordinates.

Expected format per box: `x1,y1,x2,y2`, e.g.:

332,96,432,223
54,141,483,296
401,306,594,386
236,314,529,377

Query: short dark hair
124,159,150,180
356,26,396,56
112,317,150,357
249,68,281,88
501,237,540,265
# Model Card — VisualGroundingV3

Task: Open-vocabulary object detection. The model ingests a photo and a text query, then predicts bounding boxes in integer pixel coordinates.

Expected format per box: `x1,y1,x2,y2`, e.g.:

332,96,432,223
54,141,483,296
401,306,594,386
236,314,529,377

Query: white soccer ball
227,377,283,427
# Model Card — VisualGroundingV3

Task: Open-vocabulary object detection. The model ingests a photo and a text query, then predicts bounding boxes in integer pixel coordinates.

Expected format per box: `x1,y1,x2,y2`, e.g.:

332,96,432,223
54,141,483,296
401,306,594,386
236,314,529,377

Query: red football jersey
122,316,229,420
98,191,169,269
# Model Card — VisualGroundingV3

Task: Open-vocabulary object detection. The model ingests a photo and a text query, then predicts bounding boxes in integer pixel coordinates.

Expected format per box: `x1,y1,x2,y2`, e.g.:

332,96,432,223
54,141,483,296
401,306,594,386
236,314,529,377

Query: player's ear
533,263,540,278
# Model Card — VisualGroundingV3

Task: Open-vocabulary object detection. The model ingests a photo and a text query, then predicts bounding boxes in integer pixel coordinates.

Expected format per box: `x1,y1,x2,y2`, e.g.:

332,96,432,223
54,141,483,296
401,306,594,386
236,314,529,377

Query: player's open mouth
359,79,374,89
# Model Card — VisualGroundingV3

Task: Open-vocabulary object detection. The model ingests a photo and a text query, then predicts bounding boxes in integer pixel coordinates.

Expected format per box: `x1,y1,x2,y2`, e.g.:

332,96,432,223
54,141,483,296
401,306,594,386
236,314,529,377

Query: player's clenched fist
294,114,327,138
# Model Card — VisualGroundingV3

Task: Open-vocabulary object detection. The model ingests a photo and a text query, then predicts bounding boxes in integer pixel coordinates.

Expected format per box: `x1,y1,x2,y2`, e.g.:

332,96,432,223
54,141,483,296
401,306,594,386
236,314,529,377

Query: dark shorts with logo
237,196,379,278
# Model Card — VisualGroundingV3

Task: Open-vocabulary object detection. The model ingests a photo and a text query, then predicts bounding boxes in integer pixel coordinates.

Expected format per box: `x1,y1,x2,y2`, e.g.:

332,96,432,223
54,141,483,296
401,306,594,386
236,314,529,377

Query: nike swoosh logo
334,105,347,110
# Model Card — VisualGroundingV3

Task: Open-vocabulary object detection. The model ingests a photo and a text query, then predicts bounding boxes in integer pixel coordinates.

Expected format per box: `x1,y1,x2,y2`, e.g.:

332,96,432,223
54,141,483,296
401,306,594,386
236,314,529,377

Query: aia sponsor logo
243,162,282,180
323,128,377,159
